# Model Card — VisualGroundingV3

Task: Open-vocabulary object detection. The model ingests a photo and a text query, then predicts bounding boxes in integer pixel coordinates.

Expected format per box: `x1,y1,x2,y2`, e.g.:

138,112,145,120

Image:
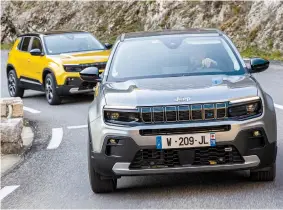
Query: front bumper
56,77,95,95
112,155,260,175
89,114,277,177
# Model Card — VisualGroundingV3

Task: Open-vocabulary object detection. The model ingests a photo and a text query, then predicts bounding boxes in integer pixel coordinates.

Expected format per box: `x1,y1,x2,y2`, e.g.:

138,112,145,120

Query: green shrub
0,43,13,50
241,47,283,61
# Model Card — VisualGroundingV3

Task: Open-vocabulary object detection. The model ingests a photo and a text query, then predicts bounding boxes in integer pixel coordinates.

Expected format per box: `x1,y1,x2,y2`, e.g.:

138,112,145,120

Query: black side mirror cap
30,48,44,56
249,57,269,73
104,43,113,49
80,67,101,83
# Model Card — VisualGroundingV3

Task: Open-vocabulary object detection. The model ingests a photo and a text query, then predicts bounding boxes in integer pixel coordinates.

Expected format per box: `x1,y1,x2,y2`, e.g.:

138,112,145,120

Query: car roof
121,28,223,41
18,30,88,37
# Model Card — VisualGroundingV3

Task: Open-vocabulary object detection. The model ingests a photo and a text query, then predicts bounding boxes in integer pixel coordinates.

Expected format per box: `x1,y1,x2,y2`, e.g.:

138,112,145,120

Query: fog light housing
253,130,261,137
108,139,118,144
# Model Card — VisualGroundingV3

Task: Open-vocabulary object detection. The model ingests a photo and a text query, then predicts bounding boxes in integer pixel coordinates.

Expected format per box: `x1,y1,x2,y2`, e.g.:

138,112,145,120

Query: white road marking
0,185,20,201
47,128,63,149
67,125,88,129
275,104,283,110
23,106,41,114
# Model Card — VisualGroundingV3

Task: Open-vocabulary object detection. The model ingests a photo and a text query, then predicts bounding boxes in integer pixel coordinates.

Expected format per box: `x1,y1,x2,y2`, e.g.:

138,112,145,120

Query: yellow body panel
7,38,110,86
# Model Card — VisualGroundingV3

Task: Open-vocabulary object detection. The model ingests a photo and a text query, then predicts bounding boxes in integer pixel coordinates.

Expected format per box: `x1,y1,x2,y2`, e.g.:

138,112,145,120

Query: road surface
1,50,283,208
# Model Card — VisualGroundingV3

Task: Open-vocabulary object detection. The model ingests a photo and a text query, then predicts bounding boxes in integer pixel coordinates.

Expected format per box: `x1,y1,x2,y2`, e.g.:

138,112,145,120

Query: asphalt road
1,50,283,208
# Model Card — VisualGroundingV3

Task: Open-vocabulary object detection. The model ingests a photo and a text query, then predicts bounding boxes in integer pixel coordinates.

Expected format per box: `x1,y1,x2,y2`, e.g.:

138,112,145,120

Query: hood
49,50,110,65
103,75,259,107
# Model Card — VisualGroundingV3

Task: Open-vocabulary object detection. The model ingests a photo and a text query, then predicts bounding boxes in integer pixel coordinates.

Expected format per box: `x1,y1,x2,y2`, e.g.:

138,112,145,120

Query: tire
7,69,24,97
250,163,276,181
44,74,61,105
88,138,117,193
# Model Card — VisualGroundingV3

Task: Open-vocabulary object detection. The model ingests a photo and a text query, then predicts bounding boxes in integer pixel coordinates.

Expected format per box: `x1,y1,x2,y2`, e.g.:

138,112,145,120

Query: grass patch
248,25,261,42
1,43,13,50
232,5,241,15
241,47,283,61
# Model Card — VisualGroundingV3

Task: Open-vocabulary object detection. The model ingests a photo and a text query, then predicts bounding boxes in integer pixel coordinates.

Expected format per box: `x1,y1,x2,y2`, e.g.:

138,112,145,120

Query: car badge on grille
174,97,191,102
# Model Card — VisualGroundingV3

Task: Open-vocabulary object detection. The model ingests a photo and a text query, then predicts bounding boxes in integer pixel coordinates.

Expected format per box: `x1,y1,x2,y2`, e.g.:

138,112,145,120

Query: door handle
27,59,30,62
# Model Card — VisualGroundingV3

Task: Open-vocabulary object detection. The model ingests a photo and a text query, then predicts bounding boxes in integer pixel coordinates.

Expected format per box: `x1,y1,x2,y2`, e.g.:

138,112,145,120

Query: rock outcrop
1,1,283,52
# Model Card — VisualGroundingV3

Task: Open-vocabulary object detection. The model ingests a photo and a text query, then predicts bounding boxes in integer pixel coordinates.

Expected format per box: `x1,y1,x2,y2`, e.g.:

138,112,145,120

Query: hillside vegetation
1,1,282,60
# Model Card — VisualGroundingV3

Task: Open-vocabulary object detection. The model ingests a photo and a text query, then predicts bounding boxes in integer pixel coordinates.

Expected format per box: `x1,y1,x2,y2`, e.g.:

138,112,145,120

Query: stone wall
1,1,283,53
0,97,24,154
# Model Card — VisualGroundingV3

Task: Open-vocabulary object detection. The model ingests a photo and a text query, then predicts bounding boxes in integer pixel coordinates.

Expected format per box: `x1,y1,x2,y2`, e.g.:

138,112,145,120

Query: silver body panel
112,155,260,175
87,34,277,175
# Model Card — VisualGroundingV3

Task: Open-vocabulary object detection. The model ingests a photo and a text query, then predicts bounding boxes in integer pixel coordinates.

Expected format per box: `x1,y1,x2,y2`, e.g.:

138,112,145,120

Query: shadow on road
23,92,94,105
112,171,270,195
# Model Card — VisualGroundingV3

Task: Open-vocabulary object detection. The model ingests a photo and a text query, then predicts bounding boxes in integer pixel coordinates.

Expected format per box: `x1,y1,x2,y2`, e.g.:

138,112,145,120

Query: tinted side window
31,37,43,51
21,37,31,51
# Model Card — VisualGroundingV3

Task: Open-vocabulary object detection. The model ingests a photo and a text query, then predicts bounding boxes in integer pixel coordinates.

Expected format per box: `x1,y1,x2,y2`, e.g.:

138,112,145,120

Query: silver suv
80,29,277,193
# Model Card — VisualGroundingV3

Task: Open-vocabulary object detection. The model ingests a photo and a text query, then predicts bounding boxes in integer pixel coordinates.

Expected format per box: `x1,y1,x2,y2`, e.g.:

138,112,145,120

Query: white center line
67,125,88,129
275,104,283,110
23,106,41,114
0,185,20,201
47,128,63,149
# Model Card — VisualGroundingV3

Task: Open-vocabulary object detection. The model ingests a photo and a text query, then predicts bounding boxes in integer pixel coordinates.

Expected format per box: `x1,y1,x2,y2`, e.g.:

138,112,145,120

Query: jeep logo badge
174,97,191,102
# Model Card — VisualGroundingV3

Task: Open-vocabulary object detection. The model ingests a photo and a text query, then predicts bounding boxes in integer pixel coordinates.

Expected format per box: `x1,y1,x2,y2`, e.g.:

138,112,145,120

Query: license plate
156,133,216,149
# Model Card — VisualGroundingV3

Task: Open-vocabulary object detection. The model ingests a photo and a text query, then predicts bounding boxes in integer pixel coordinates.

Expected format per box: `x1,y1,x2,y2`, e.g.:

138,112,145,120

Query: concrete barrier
0,97,24,154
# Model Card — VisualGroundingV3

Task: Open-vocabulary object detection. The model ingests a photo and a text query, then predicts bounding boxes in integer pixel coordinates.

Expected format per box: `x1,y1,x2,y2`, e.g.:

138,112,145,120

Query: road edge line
67,125,88,129
47,128,63,149
0,185,20,201
23,106,41,114
274,104,283,110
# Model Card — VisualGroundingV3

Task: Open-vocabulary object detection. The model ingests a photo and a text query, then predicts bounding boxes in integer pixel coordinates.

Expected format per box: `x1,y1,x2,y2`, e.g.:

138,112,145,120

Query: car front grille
140,103,227,123
129,146,244,169
80,62,107,70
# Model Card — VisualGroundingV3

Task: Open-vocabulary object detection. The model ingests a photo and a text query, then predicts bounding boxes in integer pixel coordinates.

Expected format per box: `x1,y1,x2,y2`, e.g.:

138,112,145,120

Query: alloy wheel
45,78,53,102
8,72,16,96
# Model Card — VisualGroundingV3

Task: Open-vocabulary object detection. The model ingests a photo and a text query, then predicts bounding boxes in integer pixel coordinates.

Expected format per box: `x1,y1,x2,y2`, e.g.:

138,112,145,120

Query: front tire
45,74,61,105
250,163,276,181
88,138,117,193
7,70,24,97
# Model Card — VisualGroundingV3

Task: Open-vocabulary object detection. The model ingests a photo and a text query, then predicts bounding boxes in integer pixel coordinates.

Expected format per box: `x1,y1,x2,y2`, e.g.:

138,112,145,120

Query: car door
15,36,32,80
28,36,45,84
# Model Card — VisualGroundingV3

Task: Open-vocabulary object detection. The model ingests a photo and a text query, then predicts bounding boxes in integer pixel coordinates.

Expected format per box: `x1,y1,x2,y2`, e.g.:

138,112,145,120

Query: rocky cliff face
1,0,283,53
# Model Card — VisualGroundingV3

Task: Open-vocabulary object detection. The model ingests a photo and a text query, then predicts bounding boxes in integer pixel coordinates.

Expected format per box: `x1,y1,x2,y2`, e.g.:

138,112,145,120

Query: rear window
20,37,31,51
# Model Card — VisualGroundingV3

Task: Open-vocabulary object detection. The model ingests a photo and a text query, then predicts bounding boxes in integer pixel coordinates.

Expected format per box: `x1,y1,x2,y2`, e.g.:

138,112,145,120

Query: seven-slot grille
80,62,107,70
140,103,227,123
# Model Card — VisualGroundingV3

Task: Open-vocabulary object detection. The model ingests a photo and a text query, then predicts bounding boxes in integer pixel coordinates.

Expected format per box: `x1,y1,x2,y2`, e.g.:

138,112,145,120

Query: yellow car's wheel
7,69,24,97
45,74,61,105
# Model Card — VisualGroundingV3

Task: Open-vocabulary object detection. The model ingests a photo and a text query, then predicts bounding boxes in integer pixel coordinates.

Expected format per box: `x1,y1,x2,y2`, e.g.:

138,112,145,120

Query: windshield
43,33,105,55
108,35,245,82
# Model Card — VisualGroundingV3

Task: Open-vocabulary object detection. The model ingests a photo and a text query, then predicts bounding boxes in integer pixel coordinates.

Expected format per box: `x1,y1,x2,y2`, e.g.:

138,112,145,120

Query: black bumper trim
56,77,95,95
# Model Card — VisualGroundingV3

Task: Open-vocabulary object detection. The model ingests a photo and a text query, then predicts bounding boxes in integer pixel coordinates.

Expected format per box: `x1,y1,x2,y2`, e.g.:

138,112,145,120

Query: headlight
104,109,140,125
228,100,262,119
63,65,83,72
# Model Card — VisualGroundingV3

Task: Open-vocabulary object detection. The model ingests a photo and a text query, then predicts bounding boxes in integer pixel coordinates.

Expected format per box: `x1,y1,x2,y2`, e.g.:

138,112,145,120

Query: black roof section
121,28,222,41
18,30,88,37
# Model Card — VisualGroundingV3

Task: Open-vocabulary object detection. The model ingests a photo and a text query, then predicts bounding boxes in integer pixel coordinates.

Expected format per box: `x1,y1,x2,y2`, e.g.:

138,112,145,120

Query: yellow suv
6,31,111,105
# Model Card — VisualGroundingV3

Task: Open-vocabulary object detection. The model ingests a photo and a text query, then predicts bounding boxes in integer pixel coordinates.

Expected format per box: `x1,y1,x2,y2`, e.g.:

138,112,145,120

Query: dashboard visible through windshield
108,35,246,82
43,32,105,55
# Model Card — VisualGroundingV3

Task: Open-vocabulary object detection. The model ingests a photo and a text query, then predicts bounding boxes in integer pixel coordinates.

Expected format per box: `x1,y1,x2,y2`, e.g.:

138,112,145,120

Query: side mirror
104,43,112,49
80,67,101,83
249,58,269,73
30,48,43,56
